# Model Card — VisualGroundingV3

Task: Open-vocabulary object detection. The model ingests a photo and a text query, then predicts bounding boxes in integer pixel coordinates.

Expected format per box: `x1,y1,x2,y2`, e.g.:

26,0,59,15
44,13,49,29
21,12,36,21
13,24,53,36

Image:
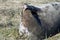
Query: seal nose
23,3,28,11
23,5,27,10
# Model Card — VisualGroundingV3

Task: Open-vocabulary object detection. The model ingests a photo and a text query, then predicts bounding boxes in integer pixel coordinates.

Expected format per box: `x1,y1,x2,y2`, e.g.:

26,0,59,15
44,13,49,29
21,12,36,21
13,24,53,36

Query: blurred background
0,0,60,40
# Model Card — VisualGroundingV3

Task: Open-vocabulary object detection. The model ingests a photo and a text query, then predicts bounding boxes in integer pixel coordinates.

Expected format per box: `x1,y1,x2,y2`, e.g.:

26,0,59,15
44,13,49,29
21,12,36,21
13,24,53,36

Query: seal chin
19,22,30,36
19,22,38,40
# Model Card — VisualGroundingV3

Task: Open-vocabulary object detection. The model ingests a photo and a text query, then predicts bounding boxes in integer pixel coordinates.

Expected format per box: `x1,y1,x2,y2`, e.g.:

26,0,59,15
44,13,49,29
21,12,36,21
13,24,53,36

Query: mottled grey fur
19,2,60,40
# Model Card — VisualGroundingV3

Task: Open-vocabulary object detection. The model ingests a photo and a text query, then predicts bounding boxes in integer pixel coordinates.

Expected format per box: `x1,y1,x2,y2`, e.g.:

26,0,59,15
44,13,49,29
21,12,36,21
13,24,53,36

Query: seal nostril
23,5,27,9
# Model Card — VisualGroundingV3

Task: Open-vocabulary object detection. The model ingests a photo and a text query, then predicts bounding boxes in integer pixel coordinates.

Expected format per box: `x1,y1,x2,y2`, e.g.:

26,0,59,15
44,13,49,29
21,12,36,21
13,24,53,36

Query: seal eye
55,4,58,6
52,3,58,6
52,4,54,6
